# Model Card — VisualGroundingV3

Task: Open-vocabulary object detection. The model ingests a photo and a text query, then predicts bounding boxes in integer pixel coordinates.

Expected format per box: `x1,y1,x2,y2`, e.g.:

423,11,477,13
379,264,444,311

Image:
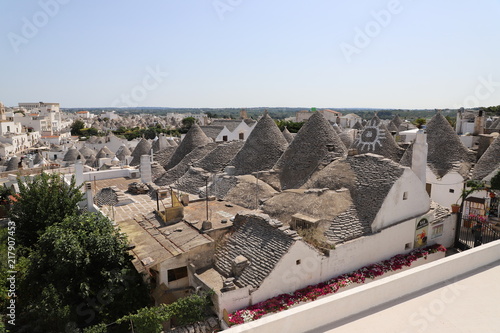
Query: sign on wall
414,218,429,248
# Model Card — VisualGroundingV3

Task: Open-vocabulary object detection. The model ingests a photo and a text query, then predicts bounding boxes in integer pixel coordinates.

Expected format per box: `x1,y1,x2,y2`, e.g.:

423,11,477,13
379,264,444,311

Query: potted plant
453,180,486,213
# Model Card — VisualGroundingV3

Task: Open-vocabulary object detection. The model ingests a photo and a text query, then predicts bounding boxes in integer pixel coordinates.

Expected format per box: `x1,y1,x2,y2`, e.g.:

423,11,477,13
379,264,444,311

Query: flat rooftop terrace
92,177,250,273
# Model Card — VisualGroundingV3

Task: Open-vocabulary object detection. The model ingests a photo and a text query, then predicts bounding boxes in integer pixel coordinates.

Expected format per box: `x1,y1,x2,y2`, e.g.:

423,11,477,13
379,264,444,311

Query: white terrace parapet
224,240,500,333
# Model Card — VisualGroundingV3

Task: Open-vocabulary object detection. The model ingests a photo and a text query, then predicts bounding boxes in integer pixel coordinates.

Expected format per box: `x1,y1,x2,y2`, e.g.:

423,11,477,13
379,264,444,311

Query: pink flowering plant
228,244,446,325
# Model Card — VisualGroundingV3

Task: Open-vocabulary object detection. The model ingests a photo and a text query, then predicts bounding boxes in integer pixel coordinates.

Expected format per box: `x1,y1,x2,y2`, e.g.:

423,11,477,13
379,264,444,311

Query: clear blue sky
1,0,499,109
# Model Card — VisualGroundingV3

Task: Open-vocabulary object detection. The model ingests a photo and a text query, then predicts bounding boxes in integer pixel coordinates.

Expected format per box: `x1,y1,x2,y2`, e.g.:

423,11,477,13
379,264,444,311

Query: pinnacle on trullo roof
282,127,294,143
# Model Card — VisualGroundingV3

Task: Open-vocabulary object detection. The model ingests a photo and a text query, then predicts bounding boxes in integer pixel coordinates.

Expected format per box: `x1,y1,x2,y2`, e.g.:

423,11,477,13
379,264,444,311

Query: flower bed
228,244,446,325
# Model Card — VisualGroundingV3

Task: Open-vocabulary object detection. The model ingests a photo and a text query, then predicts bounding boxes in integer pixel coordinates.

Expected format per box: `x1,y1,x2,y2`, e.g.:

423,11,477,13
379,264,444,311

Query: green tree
413,118,427,129
18,212,150,330
117,291,213,333
275,120,304,133
181,117,196,130
445,115,456,128
80,127,99,137
9,172,84,248
143,127,158,140
71,120,86,136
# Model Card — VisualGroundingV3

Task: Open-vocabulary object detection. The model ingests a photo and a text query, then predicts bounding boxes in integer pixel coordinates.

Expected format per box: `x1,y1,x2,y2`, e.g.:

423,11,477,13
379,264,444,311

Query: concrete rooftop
315,260,500,333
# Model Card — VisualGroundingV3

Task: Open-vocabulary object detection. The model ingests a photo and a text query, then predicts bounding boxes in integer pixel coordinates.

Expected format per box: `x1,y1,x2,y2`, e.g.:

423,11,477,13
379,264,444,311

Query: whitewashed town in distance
1,100,500,332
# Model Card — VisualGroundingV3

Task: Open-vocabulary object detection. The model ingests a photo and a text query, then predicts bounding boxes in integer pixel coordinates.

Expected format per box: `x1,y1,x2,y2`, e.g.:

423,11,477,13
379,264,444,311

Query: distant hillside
62,107,467,121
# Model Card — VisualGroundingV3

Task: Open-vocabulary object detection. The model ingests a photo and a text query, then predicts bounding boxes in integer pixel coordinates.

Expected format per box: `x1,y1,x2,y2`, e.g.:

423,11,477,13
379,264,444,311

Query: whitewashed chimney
140,154,152,183
412,129,428,187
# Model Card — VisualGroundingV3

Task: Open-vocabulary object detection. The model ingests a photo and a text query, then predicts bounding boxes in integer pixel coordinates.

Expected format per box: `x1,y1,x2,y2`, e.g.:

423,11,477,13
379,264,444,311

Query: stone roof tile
426,112,475,178
214,213,294,289
472,135,500,180
229,114,288,175
274,112,347,189
166,124,212,169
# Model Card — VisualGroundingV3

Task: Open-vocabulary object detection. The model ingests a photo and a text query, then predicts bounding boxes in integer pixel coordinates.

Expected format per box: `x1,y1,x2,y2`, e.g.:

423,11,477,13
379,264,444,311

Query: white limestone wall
459,135,474,148
250,242,324,305
231,121,255,141
426,168,463,208
82,168,137,181
371,168,430,232
321,219,415,281
435,214,456,248
215,127,233,142
216,286,252,315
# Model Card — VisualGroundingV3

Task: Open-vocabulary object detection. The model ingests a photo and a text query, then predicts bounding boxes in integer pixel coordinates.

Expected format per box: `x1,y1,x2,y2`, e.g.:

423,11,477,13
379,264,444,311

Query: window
405,242,412,250
449,189,455,193
425,183,432,196
296,259,301,265
403,192,408,200
239,132,244,140
168,266,188,282
222,135,228,142
431,224,444,239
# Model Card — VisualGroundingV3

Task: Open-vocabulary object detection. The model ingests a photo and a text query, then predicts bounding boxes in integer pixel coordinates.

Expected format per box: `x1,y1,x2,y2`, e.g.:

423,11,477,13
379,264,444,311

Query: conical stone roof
79,146,95,159
96,146,114,159
130,139,152,166
339,131,354,148
6,157,20,171
387,121,399,133
155,146,177,168
489,118,500,131
392,115,403,128
85,155,97,168
193,141,244,173
472,135,500,180
282,127,294,143
115,144,132,161
63,147,83,162
352,121,363,130
155,143,217,186
33,152,43,165
165,124,212,170
152,138,161,153
229,114,288,176
426,112,475,178
352,115,404,162
274,112,347,189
